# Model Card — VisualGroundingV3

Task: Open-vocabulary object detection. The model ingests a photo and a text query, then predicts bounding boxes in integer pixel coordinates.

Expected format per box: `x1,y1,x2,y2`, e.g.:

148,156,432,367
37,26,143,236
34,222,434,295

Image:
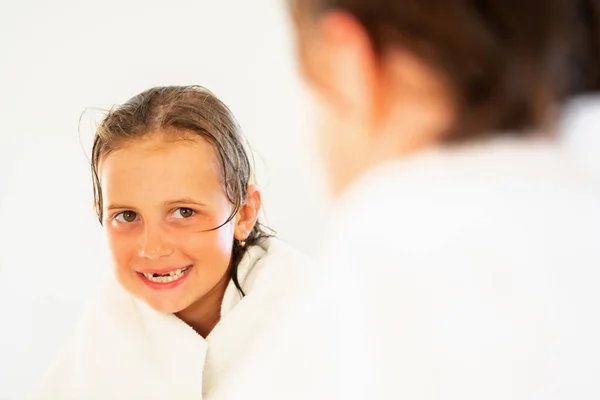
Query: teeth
142,266,190,283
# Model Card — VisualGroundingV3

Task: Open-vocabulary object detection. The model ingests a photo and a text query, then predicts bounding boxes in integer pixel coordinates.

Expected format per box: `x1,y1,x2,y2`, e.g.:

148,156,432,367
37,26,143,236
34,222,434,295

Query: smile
140,265,192,284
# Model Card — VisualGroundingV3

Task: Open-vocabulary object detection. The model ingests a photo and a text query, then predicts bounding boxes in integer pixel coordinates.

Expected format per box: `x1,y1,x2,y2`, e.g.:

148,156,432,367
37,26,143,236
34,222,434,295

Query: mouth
138,265,193,284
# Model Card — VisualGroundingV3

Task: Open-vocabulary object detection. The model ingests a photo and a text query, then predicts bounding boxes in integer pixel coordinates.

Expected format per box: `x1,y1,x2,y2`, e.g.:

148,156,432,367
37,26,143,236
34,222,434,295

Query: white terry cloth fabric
317,97,600,399
28,237,314,400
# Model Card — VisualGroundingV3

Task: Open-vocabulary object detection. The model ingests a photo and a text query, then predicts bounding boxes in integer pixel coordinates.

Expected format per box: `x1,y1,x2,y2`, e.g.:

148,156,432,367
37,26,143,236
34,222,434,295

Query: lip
137,265,193,291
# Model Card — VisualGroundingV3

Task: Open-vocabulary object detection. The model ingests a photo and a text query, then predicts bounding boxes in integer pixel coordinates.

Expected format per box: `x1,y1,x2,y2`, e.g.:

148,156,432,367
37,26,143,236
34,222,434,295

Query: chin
123,289,187,314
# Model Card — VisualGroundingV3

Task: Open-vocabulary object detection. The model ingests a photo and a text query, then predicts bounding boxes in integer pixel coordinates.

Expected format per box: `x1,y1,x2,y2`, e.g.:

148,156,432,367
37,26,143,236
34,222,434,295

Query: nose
138,223,174,260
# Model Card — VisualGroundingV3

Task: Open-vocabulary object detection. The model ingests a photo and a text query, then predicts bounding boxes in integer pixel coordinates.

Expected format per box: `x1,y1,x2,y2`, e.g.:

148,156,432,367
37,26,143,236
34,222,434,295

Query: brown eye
116,211,137,223
175,208,195,219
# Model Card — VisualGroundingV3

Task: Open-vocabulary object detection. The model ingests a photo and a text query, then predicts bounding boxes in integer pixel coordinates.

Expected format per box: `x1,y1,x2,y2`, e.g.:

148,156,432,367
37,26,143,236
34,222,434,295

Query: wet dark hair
290,0,600,140
91,85,273,295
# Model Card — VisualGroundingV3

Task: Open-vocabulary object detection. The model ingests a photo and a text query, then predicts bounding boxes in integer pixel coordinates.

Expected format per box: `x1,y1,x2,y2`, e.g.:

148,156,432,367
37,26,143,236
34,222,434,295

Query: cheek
180,223,235,269
105,229,137,270
315,104,355,190
314,103,337,161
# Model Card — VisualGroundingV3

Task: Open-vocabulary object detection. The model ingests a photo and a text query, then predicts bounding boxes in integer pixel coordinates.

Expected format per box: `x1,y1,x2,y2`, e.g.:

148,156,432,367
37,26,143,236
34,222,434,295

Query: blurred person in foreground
218,1,600,399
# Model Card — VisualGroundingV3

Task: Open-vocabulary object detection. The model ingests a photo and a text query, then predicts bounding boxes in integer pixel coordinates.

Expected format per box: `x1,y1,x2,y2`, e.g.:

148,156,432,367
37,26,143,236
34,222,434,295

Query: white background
0,1,329,398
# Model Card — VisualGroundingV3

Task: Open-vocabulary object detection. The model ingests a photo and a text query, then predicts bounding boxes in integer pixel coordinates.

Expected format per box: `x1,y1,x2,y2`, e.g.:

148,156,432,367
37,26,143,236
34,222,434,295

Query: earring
239,239,246,247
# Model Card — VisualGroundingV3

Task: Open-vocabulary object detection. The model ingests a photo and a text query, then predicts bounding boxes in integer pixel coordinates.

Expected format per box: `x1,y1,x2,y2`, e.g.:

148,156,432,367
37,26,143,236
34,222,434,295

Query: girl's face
99,133,257,314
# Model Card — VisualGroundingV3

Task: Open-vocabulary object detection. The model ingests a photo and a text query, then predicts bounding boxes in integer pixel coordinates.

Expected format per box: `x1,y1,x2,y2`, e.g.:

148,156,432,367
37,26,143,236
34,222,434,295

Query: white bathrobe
28,237,314,400
203,97,600,399
319,97,600,399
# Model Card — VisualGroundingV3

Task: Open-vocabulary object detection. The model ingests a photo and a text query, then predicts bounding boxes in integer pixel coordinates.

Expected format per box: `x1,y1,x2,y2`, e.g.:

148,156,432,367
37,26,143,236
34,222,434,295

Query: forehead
99,135,223,203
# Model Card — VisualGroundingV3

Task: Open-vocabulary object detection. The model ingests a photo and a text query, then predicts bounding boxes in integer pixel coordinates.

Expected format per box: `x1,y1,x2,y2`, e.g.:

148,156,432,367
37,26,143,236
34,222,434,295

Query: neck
175,270,231,338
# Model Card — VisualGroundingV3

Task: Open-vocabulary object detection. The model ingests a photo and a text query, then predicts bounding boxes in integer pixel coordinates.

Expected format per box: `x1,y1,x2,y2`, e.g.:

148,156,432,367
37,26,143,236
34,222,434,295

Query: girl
30,85,312,399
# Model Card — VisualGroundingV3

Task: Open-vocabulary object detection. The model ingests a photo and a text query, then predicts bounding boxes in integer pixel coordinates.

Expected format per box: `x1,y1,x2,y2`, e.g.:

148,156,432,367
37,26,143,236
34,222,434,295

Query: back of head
291,0,600,140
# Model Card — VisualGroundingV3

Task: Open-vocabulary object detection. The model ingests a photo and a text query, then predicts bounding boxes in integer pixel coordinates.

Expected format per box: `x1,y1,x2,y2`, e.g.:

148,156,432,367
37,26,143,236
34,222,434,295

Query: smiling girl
31,85,312,399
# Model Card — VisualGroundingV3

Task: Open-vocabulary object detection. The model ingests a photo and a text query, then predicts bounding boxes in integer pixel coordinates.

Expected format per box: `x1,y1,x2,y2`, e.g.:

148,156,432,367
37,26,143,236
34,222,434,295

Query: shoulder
52,279,143,364
27,280,143,399
218,237,315,324
330,138,599,252
243,237,315,293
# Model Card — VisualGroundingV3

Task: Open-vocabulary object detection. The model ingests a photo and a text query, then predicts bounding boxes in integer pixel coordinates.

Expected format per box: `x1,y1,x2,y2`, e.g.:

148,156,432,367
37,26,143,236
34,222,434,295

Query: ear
234,185,262,241
298,11,380,117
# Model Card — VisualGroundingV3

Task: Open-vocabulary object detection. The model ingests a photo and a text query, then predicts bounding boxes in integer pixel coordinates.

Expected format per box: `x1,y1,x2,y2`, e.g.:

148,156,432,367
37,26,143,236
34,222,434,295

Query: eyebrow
106,203,134,211
105,198,208,211
164,198,208,207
